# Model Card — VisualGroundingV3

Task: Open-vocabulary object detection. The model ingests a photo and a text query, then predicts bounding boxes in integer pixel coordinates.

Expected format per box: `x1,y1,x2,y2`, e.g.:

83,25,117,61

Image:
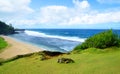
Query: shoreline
0,35,44,59
8,35,47,50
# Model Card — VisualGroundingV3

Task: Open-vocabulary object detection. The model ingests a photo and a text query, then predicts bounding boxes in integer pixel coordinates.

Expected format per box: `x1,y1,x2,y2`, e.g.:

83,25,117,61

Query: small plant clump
0,37,8,50
74,30,120,51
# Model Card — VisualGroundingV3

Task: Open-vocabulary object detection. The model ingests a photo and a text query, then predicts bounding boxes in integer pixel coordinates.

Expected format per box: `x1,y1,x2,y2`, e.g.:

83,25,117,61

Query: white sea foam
24,30,86,42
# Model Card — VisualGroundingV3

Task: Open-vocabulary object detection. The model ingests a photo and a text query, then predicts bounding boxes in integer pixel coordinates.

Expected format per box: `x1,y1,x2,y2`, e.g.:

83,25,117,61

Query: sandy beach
0,36,44,59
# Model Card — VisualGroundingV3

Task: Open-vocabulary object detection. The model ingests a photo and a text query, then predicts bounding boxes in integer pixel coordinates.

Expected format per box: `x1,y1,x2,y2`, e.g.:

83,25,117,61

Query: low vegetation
0,47,120,74
74,30,120,52
0,51,64,65
0,37,8,51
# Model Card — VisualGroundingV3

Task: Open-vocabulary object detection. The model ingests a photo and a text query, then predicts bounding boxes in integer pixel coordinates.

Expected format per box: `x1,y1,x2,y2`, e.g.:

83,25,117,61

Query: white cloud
73,0,90,9
38,6,69,24
36,0,91,25
0,0,34,27
89,11,120,24
97,0,120,4
35,0,120,25
0,0,33,13
0,0,120,28
8,19,38,26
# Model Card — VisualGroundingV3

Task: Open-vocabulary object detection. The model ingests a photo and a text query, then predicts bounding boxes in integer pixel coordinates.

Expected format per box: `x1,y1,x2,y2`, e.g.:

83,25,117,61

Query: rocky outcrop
40,51,64,61
57,58,74,64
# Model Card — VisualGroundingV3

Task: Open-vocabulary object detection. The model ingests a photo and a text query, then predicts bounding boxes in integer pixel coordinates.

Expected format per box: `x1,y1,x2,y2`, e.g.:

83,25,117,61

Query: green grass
0,47,120,74
0,37,8,52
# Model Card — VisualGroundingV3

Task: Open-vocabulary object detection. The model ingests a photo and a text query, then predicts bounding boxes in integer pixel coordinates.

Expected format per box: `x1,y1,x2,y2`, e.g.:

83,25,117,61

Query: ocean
9,29,120,52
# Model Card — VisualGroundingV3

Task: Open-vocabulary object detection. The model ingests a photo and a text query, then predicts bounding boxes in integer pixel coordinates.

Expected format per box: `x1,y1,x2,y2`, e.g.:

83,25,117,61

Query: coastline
0,35,44,59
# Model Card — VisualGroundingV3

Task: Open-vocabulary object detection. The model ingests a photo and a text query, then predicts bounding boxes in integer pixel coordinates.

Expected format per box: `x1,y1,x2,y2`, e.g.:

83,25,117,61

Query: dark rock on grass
0,58,4,66
57,58,74,64
40,51,64,56
40,51,64,61
0,62,3,66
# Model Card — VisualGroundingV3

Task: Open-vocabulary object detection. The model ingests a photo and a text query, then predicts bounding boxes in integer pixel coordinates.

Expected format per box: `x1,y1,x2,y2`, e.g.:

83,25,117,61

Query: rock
0,58,3,66
40,51,64,61
57,58,74,64
40,51,64,56
0,62,2,66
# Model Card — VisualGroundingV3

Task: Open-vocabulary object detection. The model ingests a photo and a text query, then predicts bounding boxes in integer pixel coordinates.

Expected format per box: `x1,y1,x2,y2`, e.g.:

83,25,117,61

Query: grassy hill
0,37,8,52
0,47,120,74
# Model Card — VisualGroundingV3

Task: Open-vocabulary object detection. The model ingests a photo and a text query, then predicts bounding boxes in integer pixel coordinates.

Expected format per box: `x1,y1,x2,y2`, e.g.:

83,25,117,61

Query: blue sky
0,0,120,29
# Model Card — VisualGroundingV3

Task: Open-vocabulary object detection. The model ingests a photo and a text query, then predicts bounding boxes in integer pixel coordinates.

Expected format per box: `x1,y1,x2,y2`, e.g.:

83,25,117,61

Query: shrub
74,30,120,51
0,58,4,66
0,37,8,50
0,21,15,35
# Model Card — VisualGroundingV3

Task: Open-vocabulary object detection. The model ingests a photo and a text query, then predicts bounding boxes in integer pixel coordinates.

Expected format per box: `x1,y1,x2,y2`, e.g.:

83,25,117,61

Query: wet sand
0,36,44,59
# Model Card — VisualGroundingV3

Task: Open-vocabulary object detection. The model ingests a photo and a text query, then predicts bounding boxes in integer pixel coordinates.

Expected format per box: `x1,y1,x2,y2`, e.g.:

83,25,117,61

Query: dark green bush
74,30,120,50
0,21,15,35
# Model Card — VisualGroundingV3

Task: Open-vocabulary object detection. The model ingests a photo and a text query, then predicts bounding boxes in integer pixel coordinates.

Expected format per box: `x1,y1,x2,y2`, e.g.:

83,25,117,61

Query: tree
0,21,15,35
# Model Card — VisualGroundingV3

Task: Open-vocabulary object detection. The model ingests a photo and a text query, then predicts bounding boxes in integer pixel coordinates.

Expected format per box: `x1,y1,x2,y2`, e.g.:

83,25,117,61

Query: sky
0,0,120,29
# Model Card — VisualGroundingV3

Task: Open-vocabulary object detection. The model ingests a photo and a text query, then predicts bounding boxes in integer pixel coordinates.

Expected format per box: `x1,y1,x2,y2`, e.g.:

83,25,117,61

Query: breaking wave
25,30,86,42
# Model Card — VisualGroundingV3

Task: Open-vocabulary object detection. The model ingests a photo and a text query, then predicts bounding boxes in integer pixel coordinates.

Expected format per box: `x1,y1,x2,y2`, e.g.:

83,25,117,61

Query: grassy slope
0,37,7,52
0,47,120,74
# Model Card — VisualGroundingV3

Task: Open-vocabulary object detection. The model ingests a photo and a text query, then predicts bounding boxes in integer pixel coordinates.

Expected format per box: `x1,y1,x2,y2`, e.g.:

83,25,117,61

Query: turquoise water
9,29,120,52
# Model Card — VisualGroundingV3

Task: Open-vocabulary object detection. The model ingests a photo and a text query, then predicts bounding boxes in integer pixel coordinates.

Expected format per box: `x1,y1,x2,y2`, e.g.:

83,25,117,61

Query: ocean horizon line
17,28,120,30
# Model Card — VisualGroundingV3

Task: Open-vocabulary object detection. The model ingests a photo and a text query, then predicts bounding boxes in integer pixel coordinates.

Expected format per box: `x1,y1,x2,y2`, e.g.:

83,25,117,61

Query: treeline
0,21,15,35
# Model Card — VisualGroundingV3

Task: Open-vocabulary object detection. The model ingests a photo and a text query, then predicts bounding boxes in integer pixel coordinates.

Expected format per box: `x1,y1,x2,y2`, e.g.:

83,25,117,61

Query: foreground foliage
74,30,120,51
0,37,7,50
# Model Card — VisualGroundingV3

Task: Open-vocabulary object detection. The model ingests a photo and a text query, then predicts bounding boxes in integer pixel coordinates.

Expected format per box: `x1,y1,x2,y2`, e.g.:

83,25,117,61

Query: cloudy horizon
0,0,120,29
